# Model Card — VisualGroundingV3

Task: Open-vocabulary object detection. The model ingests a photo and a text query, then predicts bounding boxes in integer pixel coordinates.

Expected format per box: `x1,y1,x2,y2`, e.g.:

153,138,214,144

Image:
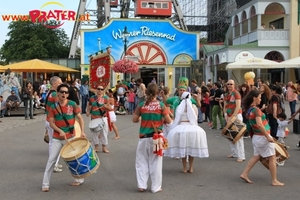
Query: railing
233,29,289,46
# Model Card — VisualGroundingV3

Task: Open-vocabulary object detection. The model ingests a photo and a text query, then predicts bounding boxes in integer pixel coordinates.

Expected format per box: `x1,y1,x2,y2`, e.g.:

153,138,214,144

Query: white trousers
229,113,245,160
91,117,108,146
42,138,84,188
135,138,162,193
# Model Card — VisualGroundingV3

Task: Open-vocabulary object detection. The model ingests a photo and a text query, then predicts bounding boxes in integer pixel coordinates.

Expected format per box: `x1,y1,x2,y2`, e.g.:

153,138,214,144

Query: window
162,3,168,9
155,3,162,9
270,17,284,29
141,2,147,8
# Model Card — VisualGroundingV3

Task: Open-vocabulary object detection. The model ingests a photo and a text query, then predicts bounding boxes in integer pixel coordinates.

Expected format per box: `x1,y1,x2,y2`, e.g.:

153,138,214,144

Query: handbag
22,93,28,99
266,95,283,115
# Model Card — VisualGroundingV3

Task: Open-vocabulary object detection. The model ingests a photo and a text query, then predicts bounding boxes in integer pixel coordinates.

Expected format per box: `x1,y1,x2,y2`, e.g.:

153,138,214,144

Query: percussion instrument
60,138,100,178
89,118,105,133
221,116,246,144
260,141,289,169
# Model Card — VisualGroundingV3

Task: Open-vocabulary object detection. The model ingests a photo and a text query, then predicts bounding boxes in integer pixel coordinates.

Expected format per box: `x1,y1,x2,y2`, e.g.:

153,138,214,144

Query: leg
181,157,187,173
149,152,163,193
42,139,64,190
268,155,284,186
24,99,29,119
236,137,245,161
211,105,217,129
100,118,109,153
136,139,150,191
188,156,194,173
240,155,260,184
111,123,120,139
92,130,100,152
30,99,33,119
269,117,278,139
217,106,224,128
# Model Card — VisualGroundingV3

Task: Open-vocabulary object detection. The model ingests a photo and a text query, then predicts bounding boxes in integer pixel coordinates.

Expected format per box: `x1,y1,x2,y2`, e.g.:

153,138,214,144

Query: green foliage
0,20,70,63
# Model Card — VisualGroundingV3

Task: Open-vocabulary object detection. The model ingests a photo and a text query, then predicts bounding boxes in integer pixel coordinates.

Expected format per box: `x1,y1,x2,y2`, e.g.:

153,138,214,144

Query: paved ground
0,101,299,200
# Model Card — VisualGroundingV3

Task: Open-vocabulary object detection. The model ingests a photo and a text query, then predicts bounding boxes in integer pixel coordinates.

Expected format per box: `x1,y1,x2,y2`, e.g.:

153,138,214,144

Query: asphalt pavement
0,101,299,200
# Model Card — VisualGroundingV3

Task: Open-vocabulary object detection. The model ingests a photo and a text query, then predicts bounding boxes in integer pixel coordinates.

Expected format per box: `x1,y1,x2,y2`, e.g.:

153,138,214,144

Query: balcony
233,29,289,46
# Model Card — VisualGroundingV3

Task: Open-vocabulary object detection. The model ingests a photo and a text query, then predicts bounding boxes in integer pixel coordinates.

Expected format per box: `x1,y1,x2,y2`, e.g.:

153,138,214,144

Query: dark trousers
81,95,88,113
268,115,278,139
289,100,296,115
24,99,33,119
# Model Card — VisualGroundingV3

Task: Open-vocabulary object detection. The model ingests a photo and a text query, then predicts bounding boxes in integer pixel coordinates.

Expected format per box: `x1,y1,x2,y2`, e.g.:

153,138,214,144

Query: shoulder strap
45,90,55,105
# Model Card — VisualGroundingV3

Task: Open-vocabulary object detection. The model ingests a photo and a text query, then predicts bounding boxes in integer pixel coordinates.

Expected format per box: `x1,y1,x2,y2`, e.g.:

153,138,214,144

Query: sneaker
54,167,62,172
210,127,216,130
56,164,63,168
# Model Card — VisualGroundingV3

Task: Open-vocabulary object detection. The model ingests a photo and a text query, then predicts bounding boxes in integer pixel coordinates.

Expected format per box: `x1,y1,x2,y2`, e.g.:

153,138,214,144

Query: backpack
266,95,283,115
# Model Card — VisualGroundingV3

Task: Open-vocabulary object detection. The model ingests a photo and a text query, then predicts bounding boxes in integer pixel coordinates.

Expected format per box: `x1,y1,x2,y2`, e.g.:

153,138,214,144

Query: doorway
140,68,158,86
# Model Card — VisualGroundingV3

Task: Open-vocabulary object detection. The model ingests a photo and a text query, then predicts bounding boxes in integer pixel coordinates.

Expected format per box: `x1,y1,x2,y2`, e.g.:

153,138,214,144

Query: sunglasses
227,83,233,86
97,88,104,91
59,91,69,94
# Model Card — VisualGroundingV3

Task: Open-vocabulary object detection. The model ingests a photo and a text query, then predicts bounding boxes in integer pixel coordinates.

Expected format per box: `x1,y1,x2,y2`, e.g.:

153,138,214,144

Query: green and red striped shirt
45,90,57,121
89,95,109,119
225,90,242,117
135,100,169,135
48,100,80,140
247,107,270,136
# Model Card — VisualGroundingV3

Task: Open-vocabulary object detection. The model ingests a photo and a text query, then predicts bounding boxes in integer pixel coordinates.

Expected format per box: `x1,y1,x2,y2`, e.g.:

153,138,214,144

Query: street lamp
122,26,130,82
122,26,130,56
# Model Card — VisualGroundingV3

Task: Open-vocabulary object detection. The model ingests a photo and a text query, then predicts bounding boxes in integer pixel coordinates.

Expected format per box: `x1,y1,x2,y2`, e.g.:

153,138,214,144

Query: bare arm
255,116,274,142
76,113,86,138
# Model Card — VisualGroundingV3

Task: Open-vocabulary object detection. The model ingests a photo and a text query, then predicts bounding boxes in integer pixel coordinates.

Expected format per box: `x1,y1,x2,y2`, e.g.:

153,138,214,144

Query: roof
202,44,226,54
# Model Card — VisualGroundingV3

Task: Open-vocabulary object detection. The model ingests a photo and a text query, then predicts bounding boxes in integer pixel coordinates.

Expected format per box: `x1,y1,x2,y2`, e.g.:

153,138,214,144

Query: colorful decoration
112,58,139,74
244,71,255,86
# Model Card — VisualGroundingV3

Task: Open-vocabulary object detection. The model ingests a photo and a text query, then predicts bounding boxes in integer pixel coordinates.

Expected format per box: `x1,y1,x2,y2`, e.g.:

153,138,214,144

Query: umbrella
0,65,4,72
226,57,281,69
280,57,300,68
1,59,79,72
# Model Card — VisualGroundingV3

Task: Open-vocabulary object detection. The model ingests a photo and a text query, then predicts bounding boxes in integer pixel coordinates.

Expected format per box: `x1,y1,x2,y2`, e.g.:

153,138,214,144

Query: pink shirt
286,86,297,102
128,92,135,103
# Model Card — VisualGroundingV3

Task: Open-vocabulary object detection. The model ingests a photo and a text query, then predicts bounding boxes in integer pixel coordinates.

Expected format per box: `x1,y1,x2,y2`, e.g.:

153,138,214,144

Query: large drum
60,138,100,178
89,118,105,133
221,116,246,144
260,141,289,169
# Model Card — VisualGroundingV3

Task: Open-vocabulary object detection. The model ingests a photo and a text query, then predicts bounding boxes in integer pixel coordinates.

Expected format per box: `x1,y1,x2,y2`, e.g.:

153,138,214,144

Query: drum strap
55,102,74,135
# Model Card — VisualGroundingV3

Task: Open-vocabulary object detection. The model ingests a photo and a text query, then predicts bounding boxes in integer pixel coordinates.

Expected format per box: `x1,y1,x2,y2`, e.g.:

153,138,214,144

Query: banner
89,53,111,90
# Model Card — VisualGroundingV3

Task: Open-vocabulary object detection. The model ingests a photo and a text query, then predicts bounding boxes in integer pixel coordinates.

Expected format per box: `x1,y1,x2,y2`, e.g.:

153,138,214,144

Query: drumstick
65,135,75,150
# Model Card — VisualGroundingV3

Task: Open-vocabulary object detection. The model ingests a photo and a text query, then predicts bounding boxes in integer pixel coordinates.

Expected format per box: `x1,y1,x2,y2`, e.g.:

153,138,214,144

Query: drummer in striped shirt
86,85,112,153
42,84,86,192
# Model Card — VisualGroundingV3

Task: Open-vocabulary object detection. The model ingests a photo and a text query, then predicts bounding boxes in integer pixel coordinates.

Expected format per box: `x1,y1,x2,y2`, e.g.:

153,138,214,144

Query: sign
1,1,90,29
234,51,254,62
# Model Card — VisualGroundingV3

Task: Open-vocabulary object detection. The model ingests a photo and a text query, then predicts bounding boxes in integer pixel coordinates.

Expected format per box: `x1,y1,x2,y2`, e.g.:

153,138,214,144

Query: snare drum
221,116,246,144
89,118,105,133
260,141,289,169
60,138,100,178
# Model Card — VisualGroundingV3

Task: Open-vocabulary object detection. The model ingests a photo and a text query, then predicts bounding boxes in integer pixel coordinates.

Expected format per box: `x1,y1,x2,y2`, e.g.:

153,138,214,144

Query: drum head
60,138,89,160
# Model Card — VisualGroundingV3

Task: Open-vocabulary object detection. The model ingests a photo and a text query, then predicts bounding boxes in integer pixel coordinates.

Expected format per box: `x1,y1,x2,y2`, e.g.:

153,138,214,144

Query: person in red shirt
128,88,136,114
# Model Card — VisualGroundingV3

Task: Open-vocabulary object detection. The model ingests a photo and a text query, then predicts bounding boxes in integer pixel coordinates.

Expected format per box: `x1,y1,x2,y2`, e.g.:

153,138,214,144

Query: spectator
6,90,21,115
286,81,297,115
0,95,6,118
80,80,89,114
23,82,34,120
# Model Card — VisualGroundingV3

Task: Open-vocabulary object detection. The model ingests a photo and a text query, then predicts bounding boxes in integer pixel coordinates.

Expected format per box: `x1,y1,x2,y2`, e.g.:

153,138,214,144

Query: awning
226,57,281,69
1,59,79,72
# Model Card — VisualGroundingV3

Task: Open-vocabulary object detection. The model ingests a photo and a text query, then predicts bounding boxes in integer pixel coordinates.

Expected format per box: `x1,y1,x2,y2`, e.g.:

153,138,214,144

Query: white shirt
276,119,289,138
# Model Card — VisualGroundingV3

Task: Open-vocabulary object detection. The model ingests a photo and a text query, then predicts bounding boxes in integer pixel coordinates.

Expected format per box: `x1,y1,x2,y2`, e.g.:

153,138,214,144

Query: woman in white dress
164,91,209,173
107,89,120,139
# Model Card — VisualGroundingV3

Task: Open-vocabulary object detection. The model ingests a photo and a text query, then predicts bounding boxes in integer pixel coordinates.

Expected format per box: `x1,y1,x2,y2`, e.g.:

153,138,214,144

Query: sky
0,0,97,48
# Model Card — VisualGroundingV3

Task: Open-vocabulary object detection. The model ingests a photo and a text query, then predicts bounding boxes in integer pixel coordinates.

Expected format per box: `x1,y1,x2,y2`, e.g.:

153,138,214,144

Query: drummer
86,85,112,153
42,84,86,192
223,79,245,162
240,90,284,186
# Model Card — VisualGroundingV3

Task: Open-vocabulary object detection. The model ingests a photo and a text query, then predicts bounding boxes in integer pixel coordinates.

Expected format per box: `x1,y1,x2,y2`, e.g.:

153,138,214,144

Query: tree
0,20,70,63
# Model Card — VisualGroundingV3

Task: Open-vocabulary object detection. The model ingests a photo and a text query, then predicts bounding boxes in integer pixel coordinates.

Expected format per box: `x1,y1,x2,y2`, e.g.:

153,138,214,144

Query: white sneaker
55,164,63,168
54,167,62,172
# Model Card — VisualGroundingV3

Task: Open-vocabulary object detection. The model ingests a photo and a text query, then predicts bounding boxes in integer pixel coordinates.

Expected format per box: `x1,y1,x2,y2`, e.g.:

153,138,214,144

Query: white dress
164,92,209,158
108,105,116,122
